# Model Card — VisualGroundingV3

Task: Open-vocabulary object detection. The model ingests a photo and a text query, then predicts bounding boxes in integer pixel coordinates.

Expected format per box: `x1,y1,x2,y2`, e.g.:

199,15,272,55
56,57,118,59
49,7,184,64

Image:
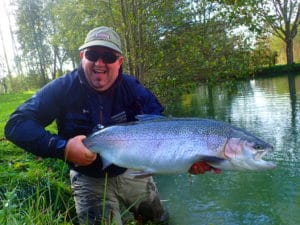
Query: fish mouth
254,149,270,161
253,147,276,169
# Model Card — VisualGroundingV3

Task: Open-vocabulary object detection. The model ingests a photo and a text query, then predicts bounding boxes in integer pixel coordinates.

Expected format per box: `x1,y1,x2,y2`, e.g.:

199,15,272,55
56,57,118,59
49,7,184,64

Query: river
155,74,300,225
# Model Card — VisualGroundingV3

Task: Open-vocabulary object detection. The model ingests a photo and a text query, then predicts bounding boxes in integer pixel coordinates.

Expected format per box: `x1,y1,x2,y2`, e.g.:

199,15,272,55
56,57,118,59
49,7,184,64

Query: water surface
156,74,300,225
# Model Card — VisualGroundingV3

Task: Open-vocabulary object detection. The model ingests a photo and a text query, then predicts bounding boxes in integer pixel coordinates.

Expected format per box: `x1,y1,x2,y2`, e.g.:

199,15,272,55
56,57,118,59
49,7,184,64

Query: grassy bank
0,92,76,224
254,63,300,77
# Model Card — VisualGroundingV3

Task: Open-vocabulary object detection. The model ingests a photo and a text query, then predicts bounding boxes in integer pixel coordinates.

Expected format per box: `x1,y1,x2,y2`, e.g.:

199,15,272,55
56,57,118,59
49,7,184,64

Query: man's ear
80,51,84,59
118,55,124,65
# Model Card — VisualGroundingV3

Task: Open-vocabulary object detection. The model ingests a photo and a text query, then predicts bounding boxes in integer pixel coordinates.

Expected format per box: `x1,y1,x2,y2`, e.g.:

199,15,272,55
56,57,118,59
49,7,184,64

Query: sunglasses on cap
84,50,119,64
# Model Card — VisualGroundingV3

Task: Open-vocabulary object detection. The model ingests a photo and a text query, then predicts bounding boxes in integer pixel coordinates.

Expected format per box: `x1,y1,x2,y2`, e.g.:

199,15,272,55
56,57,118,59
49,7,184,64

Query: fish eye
253,144,264,150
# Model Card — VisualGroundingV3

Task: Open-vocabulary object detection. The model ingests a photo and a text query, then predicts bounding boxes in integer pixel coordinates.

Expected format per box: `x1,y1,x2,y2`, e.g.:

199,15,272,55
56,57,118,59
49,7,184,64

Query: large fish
83,115,276,176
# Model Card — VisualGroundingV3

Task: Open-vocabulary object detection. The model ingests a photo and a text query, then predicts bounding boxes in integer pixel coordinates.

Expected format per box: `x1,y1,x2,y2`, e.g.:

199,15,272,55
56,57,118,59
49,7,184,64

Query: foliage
144,1,267,101
3,0,280,94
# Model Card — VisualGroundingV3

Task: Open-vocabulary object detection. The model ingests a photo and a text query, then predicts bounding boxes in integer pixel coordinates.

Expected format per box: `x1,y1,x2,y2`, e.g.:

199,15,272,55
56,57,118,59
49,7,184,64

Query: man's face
80,46,124,92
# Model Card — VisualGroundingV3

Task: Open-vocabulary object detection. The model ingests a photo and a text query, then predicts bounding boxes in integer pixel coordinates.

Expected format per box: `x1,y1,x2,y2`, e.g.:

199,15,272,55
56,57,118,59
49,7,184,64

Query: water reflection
158,74,300,225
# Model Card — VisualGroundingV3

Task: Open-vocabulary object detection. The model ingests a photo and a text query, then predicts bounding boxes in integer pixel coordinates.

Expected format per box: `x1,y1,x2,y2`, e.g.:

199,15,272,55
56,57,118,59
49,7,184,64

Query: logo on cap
95,33,110,40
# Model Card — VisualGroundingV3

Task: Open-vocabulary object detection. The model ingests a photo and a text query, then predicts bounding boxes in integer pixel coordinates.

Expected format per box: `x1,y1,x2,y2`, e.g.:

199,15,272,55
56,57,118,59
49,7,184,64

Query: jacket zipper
99,105,103,124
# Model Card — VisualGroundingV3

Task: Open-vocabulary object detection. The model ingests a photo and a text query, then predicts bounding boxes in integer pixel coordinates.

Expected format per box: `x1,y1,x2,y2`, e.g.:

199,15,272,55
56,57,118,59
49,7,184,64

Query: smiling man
79,28,124,92
5,26,168,225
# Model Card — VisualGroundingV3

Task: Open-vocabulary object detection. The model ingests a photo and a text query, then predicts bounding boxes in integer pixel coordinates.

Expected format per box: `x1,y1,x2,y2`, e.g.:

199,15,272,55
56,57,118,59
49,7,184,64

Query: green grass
0,91,33,135
0,92,77,224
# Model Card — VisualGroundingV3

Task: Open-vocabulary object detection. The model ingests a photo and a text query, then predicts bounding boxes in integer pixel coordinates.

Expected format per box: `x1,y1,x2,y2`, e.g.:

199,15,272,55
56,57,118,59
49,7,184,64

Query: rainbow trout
83,115,276,176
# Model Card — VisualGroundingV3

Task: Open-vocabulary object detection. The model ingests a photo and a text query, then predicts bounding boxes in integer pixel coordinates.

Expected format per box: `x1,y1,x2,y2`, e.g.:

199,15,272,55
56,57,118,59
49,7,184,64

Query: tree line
1,0,300,95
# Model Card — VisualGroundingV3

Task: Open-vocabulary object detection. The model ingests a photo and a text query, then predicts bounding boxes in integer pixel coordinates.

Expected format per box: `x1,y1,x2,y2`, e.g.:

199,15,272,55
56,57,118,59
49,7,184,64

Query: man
5,26,216,225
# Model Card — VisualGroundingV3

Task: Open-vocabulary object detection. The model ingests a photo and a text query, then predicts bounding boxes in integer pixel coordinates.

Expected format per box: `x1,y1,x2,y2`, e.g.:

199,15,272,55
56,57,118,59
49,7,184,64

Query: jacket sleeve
4,79,67,160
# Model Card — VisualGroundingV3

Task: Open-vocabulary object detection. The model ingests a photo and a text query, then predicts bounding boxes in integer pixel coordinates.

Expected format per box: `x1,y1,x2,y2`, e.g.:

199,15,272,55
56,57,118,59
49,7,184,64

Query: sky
0,0,16,76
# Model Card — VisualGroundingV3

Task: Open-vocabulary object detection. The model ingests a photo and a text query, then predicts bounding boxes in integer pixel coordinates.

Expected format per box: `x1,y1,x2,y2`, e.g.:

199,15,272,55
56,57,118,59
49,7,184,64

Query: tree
262,0,300,65
118,0,180,82
0,0,12,79
15,0,53,85
220,0,300,65
0,27,11,78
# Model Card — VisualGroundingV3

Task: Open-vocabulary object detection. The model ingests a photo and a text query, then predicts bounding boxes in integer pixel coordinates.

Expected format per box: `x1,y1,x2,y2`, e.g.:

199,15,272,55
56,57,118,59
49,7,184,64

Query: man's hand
188,161,221,174
64,135,97,166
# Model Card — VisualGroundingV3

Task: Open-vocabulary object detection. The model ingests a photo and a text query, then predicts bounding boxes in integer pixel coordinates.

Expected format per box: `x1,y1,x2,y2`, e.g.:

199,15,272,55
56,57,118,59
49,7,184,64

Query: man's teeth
94,69,106,73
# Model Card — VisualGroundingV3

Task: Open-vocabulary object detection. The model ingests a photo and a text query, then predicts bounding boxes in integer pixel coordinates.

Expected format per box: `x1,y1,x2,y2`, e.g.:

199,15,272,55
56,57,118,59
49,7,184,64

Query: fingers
189,162,209,174
64,135,97,166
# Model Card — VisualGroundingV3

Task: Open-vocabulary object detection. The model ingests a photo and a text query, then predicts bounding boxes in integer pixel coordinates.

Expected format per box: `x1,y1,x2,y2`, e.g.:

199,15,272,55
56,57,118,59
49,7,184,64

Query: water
156,74,300,225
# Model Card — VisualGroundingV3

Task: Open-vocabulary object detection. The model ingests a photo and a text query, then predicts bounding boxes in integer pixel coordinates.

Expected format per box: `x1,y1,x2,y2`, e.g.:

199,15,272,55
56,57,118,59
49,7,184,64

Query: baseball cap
78,26,122,54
